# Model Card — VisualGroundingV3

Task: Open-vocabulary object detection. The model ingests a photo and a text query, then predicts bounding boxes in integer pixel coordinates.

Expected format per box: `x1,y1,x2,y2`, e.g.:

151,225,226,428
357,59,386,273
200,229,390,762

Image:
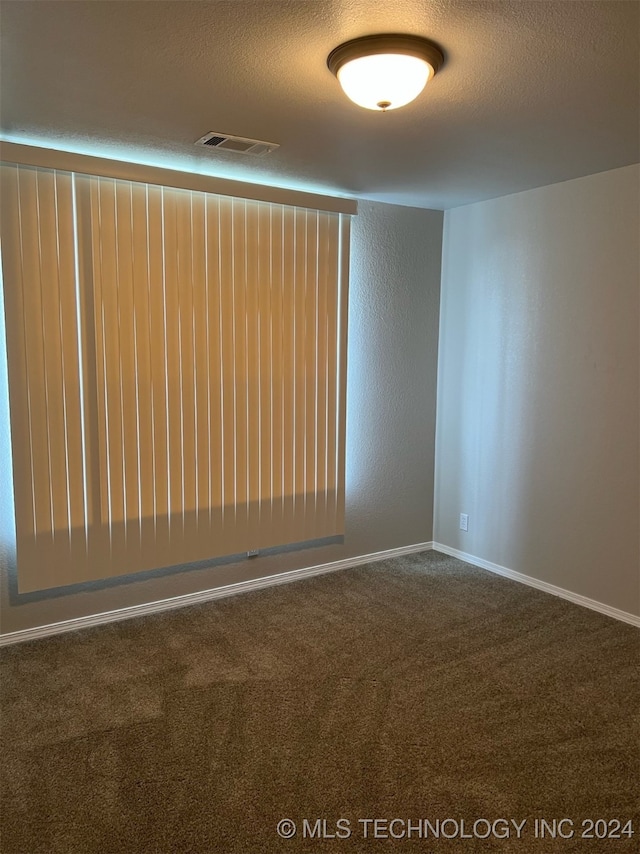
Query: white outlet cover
459,514,469,531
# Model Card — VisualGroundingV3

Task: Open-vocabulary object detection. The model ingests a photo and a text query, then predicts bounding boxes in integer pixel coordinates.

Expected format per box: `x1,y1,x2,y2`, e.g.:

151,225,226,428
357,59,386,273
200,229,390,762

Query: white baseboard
2,539,637,645
432,542,640,628
0,541,434,646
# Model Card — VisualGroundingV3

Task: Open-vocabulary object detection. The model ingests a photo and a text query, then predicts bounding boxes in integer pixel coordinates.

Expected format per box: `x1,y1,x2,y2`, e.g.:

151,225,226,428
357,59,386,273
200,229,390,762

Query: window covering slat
146,184,171,558
191,192,209,539
1,167,40,582
336,214,351,534
130,181,155,559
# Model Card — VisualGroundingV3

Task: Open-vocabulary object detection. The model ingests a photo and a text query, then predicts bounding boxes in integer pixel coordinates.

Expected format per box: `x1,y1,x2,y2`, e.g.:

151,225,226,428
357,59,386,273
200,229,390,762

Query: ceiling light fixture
327,34,444,112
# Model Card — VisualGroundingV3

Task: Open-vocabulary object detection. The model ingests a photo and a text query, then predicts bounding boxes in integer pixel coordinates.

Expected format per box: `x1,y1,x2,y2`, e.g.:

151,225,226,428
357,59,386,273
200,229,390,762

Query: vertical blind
1,161,350,593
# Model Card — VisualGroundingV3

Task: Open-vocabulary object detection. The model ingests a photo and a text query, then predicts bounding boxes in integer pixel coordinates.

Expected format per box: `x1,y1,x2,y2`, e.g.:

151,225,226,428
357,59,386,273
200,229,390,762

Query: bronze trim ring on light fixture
327,33,445,78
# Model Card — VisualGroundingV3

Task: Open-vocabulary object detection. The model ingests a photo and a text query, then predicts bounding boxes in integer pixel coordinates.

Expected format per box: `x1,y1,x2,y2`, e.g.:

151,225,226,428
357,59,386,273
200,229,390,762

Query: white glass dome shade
327,34,444,112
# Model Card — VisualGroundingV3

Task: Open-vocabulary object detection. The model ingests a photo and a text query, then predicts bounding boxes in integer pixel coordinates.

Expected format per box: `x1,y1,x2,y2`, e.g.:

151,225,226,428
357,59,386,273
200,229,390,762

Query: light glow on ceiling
0,134,350,201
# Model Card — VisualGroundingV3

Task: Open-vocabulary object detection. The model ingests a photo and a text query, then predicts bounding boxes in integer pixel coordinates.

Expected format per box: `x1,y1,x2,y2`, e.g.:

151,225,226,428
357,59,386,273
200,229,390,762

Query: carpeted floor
1,551,638,853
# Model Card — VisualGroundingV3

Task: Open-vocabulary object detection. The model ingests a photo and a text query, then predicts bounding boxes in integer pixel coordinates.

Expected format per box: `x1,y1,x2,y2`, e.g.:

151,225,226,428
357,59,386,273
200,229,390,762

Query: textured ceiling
1,0,638,209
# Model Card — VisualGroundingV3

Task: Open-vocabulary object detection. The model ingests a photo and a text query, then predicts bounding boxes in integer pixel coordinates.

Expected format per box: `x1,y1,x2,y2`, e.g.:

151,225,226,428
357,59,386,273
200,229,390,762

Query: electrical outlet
247,549,259,558
459,514,469,532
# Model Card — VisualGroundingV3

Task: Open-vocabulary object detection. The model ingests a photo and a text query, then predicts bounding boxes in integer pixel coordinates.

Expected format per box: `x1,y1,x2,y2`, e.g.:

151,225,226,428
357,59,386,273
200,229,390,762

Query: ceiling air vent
195,132,279,156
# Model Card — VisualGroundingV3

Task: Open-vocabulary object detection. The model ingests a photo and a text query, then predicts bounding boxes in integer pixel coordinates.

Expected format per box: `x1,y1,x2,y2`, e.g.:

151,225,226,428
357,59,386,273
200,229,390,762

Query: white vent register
195,131,279,156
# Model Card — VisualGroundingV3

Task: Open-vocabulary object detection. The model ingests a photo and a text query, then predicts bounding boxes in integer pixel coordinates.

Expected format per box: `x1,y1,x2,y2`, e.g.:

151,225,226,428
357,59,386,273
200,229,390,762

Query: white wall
434,165,640,617
0,201,443,634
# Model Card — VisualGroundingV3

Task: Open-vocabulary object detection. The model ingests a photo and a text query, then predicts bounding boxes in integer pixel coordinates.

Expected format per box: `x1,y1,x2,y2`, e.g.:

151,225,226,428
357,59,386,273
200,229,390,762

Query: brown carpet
1,551,638,853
